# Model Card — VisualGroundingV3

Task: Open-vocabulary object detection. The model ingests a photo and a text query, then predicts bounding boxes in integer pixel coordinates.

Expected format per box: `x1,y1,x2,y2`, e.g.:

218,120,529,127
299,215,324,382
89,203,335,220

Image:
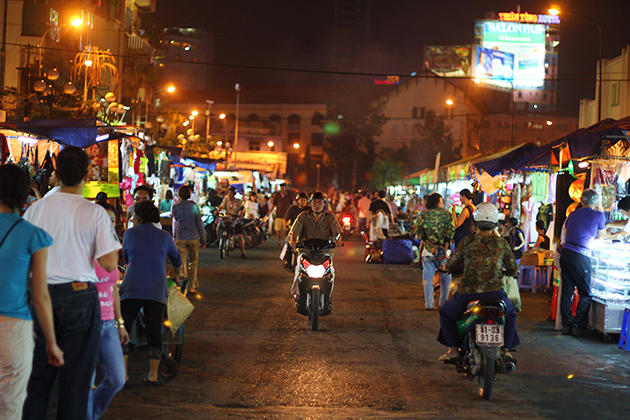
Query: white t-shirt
244,200,259,219
24,192,121,284
358,197,371,218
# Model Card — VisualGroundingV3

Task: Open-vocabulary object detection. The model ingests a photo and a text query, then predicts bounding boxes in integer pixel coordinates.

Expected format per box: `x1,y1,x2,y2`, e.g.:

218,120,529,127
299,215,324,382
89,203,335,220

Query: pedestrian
414,193,455,310
88,202,128,420
559,189,606,336
119,200,183,385
357,191,371,234
269,184,293,245
507,217,526,262
367,190,395,239
22,146,121,420
437,203,520,360
172,185,206,294
451,189,476,249
127,185,153,229
160,190,174,235
532,220,550,250
0,164,64,420
244,191,260,219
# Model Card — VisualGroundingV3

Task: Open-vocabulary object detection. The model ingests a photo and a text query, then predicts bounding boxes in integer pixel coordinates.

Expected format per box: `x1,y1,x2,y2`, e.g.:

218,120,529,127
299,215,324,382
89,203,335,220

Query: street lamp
233,83,241,168
549,6,603,122
37,17,82,78
546,120,554,142
166,85,176,93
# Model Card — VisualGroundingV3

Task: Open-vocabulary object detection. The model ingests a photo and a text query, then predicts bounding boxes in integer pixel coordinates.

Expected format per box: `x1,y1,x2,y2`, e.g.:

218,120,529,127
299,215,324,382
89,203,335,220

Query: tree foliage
323,88,388,191
369,157,407,190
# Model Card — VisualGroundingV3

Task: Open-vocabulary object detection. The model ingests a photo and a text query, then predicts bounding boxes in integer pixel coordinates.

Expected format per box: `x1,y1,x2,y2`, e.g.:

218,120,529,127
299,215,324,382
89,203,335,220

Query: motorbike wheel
310,288,320,331
219,233,227,259
158,355,178,380
478,355,495,399
243,231,257,249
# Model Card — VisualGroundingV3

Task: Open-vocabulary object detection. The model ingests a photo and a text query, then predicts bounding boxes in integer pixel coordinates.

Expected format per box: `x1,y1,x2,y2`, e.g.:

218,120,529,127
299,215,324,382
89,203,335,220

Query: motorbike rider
288,192,343,314
437,202,520,361
216,186,247,258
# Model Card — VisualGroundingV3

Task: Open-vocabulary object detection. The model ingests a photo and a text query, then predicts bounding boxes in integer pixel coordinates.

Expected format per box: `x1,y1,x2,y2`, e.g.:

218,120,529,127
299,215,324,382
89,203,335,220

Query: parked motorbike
241,217,268,248
442,299,517,399
295,238,336,331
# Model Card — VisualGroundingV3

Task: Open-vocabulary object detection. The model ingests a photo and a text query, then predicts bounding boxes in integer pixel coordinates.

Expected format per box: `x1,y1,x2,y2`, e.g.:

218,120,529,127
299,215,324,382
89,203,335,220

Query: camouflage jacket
445,233,518,294
414,208,455,254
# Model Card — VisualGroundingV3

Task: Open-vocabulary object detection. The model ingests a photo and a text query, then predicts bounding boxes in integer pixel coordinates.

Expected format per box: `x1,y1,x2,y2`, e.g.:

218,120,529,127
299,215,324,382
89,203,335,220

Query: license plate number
476,324,504,346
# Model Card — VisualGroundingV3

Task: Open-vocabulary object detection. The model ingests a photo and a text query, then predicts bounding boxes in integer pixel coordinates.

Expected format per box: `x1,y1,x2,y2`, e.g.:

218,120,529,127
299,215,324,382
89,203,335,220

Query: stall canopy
1,118,114,148
472,142,539,176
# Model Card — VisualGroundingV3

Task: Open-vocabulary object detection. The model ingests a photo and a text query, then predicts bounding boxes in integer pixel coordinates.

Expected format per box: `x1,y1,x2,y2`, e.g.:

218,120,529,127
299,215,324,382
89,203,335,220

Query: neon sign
498,12,560,25
374,76,400,85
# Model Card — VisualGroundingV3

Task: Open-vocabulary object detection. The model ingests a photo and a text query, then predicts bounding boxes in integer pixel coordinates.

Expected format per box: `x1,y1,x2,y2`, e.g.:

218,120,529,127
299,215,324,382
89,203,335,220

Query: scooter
295,238,336,331
339,212,354,240
442,299,517,400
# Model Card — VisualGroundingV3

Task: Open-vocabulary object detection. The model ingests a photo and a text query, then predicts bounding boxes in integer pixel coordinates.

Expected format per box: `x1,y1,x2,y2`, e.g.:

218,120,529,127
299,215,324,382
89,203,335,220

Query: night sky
154,0,630,117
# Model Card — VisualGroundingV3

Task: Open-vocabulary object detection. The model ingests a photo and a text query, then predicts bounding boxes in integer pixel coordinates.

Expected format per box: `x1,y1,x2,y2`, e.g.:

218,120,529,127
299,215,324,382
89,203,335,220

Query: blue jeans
437,290,520,348
421,256,451,309
23,282,101,420
87,320,125,420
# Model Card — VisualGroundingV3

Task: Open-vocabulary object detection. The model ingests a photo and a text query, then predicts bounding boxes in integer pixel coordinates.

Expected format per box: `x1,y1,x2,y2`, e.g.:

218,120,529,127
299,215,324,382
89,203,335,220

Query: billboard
424,45,472,77
480,21,546,89
474,46,514,87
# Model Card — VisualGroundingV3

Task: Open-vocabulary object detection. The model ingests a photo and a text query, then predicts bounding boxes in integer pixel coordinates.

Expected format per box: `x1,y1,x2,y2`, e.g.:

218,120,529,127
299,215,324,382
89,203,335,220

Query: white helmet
473,202,499,224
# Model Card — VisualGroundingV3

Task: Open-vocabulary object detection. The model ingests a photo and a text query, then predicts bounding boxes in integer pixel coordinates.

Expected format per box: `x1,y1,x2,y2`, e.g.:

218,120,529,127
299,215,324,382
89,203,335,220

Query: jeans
23,282,101,420
0,316,33,420
87,320,125,420
176,239,200,291
559,248,593,329
421,256,451,309
437,290,520,348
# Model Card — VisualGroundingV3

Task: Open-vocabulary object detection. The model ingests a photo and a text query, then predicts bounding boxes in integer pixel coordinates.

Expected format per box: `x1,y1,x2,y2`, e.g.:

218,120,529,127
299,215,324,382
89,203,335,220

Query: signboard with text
423,45,472,77
474,46,514,88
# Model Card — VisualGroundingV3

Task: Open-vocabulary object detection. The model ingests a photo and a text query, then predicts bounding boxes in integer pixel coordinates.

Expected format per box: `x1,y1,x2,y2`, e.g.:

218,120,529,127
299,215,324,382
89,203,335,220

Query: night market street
98,239,630,420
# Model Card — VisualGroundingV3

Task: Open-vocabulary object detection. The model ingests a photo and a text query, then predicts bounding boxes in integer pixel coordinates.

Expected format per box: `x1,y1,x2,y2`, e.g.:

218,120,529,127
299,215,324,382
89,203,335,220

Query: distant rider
216,186,246,258
437,203,520,361
282,192,312,270
288,192,343,314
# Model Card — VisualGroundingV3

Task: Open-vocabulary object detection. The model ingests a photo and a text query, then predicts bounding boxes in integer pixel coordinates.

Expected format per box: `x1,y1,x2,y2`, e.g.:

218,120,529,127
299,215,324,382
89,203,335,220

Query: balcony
126,33,153,56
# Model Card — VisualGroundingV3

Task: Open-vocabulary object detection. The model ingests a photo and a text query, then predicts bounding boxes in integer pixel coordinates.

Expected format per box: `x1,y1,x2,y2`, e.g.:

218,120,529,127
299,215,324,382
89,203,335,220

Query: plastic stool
619,308,630,351
518,265,536,293
534,266,550,292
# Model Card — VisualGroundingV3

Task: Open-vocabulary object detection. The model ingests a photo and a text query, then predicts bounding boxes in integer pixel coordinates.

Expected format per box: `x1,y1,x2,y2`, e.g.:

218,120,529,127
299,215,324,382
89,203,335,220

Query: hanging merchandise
591,160,628,211
530,171,549,202
521,194,541,246
510,182,521,221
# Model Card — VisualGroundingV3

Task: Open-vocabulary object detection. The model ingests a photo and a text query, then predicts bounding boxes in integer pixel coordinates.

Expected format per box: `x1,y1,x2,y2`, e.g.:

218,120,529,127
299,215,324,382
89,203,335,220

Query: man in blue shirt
559,189,606,336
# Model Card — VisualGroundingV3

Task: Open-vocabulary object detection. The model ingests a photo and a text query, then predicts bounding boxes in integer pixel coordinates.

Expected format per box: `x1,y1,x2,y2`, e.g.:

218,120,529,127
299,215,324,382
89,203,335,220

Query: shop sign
374,76,401,85
497,12,560,25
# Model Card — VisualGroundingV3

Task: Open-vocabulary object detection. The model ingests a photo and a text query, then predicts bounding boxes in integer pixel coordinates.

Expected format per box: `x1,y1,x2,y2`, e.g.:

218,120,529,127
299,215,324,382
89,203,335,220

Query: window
611,82,621,107
420,107,426,118
247,113,260,121
311,133,324,147
412,107,419,119
248,140,260,151
288,114,301,127
288,132,300,148
269,114,281,123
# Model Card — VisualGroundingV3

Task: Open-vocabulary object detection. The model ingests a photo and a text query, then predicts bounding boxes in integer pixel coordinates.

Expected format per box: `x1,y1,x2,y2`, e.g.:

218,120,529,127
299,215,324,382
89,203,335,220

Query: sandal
438,352,461,361
144,377,162,387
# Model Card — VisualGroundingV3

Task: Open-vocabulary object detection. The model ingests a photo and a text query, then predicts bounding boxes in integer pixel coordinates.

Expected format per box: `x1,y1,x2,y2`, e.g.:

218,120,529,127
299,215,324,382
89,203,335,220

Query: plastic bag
503,275,521,312
166,286,194,334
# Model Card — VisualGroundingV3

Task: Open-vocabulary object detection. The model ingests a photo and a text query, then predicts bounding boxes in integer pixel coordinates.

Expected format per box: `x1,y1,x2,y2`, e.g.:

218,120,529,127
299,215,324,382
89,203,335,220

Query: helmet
296,192,308,200
309,191,326,203
473,202,499,224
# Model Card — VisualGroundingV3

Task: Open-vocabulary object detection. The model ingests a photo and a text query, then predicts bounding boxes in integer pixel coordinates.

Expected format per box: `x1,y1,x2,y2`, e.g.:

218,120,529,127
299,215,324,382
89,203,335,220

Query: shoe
561,325,573,335
241,254,247,259
571,325,590,337
438,352,461,361
426,307,437,311
144,377,163,387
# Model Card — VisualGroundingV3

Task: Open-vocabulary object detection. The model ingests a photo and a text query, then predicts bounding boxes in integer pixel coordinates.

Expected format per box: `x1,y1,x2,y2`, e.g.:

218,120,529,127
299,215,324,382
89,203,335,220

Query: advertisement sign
474,46,514,87
480,21,546,89
424,45,471,77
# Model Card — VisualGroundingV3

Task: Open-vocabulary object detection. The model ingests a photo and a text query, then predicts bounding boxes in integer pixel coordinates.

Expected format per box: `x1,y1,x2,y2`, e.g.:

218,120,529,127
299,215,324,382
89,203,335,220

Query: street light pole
205,100,214,151
233,83,241,169
549,8,603,121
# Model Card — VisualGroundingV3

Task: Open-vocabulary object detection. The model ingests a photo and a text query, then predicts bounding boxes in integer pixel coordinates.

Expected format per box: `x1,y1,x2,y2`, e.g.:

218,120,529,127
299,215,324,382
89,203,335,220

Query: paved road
102,239,630,420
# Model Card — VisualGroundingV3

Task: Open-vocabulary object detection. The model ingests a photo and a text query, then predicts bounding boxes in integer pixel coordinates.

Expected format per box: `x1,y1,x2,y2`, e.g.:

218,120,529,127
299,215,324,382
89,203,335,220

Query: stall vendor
606,196,630,240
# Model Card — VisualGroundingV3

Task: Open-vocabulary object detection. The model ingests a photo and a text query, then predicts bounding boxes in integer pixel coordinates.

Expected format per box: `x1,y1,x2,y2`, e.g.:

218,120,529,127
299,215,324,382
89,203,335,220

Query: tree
324,88,388,191
384,110,462,173
71,47,119,97
368,157,407,190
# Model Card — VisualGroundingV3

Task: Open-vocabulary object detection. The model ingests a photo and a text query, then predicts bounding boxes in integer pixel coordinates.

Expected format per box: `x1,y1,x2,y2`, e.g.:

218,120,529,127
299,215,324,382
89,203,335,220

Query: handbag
166,285,194,334
503,275,522,312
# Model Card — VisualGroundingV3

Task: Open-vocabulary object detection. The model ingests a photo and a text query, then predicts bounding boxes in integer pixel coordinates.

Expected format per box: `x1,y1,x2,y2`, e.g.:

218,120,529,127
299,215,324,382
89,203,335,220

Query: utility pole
205,100,214,151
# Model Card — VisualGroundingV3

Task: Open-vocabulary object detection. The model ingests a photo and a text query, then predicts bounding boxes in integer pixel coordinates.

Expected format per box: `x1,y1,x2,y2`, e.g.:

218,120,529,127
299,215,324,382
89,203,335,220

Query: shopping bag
279,242,288,260
503,275,522,312
166,286,194,334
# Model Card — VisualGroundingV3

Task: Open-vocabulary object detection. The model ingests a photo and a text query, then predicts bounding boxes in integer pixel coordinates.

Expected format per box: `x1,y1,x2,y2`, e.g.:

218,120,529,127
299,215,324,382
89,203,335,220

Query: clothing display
530,172,549,202
521,198,541,246
510,183,521,221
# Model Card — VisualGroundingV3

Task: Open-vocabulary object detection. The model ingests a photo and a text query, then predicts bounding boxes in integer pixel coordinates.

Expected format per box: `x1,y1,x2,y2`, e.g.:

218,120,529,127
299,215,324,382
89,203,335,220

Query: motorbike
241,217,268,248
339,212,354,240
217,215,236,259
442,298,517,400
295,238,336,331
201,204,217,245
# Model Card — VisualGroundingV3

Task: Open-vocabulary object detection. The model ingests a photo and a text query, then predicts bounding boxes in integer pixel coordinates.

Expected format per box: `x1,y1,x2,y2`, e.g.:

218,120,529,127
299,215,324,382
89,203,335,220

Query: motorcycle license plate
475,324,504,346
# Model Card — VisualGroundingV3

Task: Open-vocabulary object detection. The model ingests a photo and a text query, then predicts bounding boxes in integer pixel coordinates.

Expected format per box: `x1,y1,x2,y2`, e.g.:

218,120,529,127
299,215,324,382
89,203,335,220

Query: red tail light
323,260,331,269
301,259,311,269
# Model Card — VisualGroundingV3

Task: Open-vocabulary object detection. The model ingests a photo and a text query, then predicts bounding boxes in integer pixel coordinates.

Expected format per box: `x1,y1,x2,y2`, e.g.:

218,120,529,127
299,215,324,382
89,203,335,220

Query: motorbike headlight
305,264,326,278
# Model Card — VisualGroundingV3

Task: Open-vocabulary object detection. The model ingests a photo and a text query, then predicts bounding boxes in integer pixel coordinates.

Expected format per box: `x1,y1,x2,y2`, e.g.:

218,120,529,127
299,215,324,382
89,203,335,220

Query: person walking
22,146,121,420
559,189,606,336
357,191,371,234
269,184,293,245
508,217,526,262
415,193,455,310
120,200,183,385
159,190,174,235
0,164,63,420
452,189,476,249
172,185,206,294
88,202,129,420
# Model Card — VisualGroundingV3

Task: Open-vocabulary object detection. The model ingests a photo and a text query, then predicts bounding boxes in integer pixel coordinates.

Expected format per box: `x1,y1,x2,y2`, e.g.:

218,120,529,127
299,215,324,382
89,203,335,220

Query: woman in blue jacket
120,200,182,385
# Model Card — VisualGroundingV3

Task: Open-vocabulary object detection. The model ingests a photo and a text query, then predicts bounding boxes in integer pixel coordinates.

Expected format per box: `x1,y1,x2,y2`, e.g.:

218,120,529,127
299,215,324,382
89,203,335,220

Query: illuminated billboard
424,45,472,77
474,46,514,87
480,21,546,89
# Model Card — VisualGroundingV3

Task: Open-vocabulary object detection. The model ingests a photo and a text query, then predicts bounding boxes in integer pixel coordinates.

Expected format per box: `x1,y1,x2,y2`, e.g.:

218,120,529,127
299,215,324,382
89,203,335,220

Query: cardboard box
520,252,545,266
